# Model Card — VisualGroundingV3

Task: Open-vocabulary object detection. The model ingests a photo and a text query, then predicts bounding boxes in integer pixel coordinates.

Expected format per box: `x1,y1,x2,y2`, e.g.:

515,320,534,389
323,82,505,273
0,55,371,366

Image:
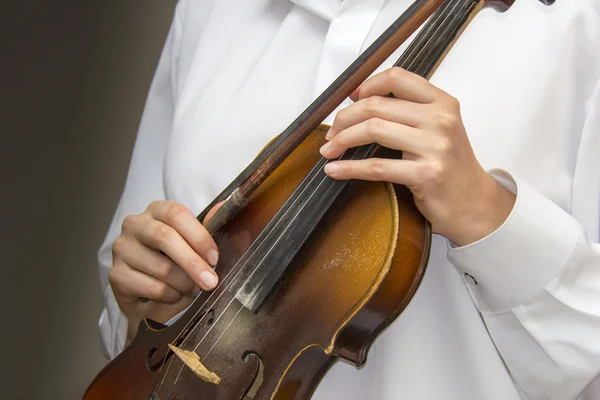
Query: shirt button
464,273,478,285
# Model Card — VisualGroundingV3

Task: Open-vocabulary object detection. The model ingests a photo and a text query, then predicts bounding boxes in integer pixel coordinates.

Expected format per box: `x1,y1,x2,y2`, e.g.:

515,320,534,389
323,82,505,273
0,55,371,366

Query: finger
357,67,439,104
203,201,225,225
149,201,219,267
328,96,427,139
119,239,200,297
324,158,419,187
350,86,361,102
110,263,181,304
134,217,219,290
320,118,425,159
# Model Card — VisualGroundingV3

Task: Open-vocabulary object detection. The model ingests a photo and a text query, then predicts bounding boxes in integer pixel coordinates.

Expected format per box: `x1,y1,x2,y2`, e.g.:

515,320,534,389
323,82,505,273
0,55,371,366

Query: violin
84,0,514,398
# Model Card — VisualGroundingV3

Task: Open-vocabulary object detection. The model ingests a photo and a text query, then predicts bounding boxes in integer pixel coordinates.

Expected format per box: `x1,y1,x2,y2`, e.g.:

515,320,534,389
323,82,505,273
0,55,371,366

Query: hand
320,67,515,246
109,201,220,340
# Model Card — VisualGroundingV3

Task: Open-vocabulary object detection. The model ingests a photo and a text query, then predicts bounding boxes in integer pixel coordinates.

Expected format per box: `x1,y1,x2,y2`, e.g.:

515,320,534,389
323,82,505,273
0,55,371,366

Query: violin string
395,0,455,69
168,138,394,396
152,155,330,395
164,153,344,398
159,1,463,395
173,0,465,391
404,0,461,72
197,158,355,364
155,155,331,395
165,148,368,399
165,298,245,400
202,304,245,361
159,0,458,366
191,155,345,351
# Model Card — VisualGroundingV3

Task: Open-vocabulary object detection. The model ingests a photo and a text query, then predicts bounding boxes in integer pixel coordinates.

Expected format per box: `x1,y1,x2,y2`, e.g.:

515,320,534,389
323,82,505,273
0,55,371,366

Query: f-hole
240,351,265,399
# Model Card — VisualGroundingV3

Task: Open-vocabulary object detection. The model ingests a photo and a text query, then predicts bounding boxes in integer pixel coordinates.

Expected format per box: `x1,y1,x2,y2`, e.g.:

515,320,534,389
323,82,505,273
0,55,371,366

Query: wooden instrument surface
83,0,520,397
83,126,430,400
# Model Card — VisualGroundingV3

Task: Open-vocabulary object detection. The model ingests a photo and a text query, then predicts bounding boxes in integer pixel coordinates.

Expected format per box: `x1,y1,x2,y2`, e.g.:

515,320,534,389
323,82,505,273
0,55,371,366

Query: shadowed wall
1,1,177,398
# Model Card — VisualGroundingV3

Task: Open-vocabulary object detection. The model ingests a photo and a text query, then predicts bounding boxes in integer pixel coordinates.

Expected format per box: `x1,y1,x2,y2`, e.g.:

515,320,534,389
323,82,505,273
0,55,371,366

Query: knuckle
363,96,382,114
121,215,136,232
108,266,118,286
368,159,386,179
152,224,172,245
108,265,123,290
433,138,452,156
445,94,461,111
387,67,406,84
434,111,459,131
165,203,189,224
424,162,446,186
150,282,170,300
155,260,174,281
147,200,162,211
111,236,127,256
365,118,383,139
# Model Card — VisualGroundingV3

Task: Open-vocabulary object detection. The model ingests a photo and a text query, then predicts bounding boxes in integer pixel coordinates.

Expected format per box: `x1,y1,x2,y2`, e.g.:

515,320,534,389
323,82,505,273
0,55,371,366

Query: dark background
1,1,177,398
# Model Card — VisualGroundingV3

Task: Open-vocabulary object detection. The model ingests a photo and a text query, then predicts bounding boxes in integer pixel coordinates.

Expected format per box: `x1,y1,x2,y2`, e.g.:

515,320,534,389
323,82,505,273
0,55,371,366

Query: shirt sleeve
448,68,600,399
448,170,600,400
97,3,185,359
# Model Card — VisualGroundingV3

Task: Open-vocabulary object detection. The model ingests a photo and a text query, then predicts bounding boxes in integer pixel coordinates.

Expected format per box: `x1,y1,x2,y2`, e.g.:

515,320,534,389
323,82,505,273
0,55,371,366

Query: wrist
449,172,516,247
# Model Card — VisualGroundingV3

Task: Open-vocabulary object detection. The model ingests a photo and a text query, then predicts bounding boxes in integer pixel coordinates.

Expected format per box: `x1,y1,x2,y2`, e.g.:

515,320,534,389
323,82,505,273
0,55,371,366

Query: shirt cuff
447,169,580,312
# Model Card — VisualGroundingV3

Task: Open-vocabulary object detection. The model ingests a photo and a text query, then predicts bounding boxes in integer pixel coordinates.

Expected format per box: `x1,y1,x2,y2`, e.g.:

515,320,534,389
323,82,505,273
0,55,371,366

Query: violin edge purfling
83,0,516,399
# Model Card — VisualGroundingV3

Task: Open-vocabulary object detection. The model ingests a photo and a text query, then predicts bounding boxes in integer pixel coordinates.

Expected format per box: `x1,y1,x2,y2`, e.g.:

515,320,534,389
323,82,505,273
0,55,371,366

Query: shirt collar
288,0,342,22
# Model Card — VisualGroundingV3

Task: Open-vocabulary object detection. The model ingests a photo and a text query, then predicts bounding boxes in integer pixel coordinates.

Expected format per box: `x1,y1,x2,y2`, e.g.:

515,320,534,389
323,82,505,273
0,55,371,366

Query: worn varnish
83,125,430,400
83,0,517,398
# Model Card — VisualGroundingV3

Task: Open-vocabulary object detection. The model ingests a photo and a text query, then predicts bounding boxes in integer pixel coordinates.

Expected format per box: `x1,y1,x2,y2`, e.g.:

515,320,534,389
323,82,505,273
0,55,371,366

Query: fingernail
320,142,331,156
191,286,202,296
207,249,219,267
325,128,333,140
199,271,218,290
324,163,340,176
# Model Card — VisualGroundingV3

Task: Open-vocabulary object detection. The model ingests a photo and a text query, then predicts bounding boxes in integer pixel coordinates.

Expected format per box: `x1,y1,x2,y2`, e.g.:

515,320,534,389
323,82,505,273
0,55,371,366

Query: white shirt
97,1,600,399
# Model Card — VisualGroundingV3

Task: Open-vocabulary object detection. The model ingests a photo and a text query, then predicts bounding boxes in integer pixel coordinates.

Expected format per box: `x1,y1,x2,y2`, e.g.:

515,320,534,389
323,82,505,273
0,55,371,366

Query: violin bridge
168,344,222,385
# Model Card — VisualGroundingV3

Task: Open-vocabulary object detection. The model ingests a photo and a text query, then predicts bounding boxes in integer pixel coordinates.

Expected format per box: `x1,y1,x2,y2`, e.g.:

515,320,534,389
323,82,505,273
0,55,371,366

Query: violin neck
200,0,445,230
193,0,489,317
396,0,484,78
200,0,485,234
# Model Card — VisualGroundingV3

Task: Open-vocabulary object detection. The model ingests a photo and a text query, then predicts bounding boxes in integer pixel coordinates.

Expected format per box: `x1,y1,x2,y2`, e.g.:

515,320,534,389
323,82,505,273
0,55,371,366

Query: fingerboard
232,0,483,312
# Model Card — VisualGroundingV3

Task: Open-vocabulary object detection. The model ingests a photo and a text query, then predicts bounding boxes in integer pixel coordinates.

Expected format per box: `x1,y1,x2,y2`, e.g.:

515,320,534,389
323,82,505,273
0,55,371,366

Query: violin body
84,125,430,400
83,0,515,395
